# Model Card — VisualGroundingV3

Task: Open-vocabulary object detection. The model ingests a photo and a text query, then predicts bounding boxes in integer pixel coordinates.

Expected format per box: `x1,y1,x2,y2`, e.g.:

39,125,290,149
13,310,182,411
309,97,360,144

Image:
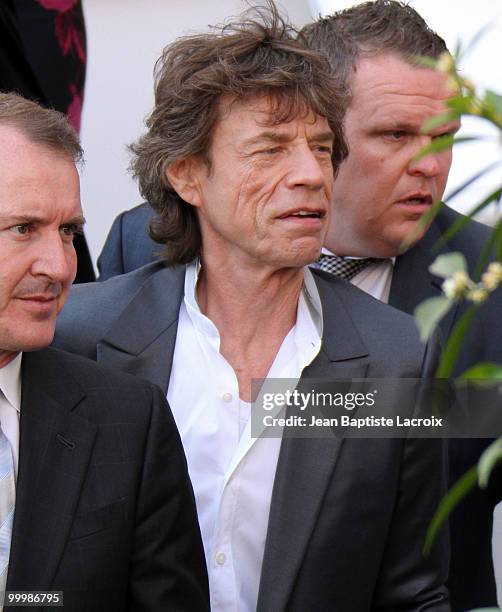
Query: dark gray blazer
97,202,501,609
54,263,449,611
5,347,209,612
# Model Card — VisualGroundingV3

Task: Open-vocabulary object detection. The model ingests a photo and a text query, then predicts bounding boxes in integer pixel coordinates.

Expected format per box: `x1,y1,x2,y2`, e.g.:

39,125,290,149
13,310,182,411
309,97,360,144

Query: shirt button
222,392,233,402
216,552,226,565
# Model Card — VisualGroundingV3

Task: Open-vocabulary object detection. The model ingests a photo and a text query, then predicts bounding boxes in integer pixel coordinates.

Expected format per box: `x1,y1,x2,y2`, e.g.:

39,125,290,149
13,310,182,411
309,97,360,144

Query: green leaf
429,252,467,279
413,135,479,162
468,608,501,612
413,135,454,160
421,112,460,134
448,95,475,113
424,466,478,556
412,55,438,69
460,363,502,380
497,223,502,263
478,439,502,489
436,307,477,378
414,296,453,342
399,200,444,253
438,187,502,256
474,216,502,280
485,90,502,117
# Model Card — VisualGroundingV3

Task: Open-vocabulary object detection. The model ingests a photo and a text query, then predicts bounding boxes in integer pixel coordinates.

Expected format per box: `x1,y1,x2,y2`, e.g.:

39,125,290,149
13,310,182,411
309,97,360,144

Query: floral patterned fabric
0,0,94,282
17,0,87,132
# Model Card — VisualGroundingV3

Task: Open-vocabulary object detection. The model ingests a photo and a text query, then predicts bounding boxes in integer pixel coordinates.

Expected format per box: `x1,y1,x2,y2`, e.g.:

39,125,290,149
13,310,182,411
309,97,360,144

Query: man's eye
10,224,31,236
314,145,333,155
60,224,83,239
432,131,455,141
385,131,407,141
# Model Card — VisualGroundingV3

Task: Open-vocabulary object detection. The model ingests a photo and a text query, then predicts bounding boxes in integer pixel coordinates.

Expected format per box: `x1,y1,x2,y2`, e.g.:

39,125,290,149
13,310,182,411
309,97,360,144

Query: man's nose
31,234,75,283
285,146,328,190
407,138,442,178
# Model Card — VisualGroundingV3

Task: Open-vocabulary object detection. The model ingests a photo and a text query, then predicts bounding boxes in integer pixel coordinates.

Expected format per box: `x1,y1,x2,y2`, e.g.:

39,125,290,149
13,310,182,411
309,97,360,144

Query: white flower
467,287,489,304
442,270,471,299
482,262,502,291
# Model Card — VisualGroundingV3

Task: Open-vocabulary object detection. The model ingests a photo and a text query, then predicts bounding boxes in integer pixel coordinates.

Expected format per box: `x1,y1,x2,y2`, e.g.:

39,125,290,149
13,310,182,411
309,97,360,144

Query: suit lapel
97,265,185,393
390,218,459,340
7,350,97,591
258,275,369,612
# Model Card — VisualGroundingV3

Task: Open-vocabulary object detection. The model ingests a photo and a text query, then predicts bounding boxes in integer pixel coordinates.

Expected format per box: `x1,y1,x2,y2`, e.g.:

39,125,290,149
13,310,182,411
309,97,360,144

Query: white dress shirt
318,248,395,302
167,262,322,612
0,353,22,479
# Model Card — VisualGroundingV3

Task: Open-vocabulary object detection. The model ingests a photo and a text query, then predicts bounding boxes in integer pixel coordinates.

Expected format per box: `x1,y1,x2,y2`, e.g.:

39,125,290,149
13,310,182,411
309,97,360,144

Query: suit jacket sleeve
373,328,450,611
97,212,126,280
128,384,210,611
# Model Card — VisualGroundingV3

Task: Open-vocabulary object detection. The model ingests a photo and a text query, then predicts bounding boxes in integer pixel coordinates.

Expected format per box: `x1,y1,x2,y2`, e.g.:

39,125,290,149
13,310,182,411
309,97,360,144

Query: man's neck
196,262,304,401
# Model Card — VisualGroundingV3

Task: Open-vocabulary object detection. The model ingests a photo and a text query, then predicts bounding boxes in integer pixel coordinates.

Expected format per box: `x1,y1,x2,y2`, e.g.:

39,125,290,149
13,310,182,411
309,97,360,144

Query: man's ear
166,157,205,208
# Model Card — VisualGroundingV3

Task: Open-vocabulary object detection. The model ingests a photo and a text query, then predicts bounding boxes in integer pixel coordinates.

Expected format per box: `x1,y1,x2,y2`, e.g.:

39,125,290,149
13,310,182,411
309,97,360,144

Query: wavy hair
129,2,348,265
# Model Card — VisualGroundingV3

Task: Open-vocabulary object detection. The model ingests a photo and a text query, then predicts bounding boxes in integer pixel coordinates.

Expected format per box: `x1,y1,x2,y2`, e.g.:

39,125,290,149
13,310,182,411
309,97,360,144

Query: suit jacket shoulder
55,261,182,359
97,203,158,280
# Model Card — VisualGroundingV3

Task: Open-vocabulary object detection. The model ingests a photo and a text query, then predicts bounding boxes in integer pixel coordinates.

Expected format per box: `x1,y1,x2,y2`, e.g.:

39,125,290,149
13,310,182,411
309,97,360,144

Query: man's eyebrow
373,119,461,134
0,214,46,225
244,131,294,147
308,130,335,144
371,120,417,131
244,130,334,147
0,214,86,225
62,215,86,226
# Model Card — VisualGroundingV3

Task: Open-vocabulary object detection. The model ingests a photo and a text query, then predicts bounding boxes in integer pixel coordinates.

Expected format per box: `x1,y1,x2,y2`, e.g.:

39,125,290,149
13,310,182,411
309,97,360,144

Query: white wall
80,0,314,269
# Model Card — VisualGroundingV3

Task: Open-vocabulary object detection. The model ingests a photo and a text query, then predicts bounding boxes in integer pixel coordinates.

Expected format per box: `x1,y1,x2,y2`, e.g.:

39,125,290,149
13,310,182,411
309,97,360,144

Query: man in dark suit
55,6,450,610
0,92,209,611
301,3,502,609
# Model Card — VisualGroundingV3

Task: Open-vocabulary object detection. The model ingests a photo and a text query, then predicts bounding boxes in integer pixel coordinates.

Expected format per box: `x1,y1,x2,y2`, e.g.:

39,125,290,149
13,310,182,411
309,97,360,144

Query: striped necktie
314,254,380,281
0,422,15,607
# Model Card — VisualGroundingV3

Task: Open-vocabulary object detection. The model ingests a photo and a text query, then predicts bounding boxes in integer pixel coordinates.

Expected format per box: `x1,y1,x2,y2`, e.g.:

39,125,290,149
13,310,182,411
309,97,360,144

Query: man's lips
396,193,433,208
16,294,60,312
276,208,327,224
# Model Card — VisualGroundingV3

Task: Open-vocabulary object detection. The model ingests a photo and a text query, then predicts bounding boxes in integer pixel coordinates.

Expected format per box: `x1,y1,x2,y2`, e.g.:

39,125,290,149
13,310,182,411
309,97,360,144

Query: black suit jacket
54,262,450,610
97,202,502,610
5,347,209,612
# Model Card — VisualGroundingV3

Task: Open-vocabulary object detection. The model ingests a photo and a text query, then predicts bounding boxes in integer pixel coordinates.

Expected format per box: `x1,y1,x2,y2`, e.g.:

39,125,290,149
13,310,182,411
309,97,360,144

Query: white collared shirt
318,248,395,302
167,262,322,612
0,353,22,479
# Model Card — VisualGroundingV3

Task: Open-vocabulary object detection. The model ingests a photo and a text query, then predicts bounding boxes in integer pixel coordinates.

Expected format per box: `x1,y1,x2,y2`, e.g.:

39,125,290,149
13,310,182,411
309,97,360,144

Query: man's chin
15,327,56,353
